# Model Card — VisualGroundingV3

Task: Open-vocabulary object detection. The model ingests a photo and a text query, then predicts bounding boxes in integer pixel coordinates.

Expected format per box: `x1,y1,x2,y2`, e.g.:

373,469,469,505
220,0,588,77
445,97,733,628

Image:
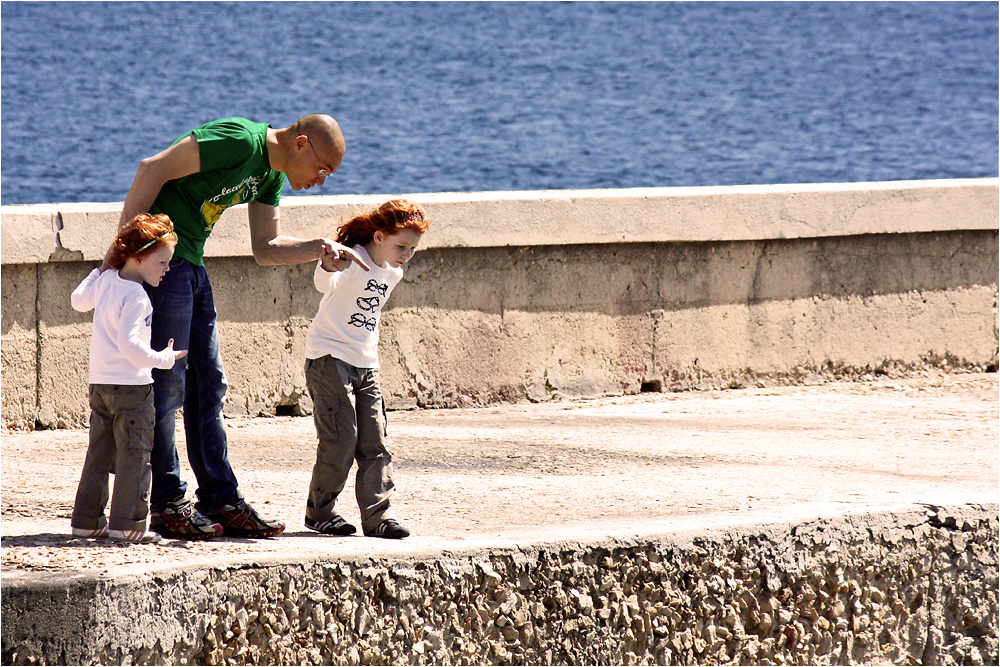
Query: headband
135,231,177,254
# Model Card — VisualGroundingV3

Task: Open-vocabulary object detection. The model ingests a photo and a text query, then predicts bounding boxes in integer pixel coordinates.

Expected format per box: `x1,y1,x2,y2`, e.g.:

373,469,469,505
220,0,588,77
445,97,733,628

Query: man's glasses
307,138,332,179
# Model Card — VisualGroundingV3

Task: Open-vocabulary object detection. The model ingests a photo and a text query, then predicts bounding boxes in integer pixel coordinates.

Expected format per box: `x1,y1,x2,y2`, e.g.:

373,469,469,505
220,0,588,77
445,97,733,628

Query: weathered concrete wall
2,504,996,665
2,179,997,428
381,230,998,409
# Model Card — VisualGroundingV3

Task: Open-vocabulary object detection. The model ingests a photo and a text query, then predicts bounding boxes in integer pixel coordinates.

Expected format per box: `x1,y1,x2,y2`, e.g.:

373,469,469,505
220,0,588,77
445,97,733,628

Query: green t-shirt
151,117,285,265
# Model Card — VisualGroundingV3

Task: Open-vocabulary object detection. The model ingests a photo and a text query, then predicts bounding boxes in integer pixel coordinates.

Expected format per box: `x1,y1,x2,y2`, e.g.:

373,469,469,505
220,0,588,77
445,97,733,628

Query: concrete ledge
2,179,997,263
3,504,996,665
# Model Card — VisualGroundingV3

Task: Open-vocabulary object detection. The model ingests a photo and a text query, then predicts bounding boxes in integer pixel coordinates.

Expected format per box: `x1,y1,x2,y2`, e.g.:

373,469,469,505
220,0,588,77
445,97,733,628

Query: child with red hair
304,199,430,539
70,213,189,544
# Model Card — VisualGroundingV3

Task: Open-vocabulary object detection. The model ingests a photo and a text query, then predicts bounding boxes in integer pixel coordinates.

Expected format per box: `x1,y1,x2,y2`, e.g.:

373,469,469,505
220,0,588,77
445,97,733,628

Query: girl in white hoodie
70,213,186,544
303,200,430,540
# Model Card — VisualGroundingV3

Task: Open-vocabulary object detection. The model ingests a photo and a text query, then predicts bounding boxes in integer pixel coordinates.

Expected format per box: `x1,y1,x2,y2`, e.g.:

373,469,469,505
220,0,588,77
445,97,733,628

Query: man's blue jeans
145,257,241,512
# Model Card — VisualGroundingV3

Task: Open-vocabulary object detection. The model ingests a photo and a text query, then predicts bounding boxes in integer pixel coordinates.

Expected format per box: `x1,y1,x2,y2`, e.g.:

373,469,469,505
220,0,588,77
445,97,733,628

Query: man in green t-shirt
108,114,367,540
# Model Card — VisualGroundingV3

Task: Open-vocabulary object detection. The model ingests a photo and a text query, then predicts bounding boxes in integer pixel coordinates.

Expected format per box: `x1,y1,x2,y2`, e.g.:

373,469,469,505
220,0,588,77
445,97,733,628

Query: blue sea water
1,1,997,206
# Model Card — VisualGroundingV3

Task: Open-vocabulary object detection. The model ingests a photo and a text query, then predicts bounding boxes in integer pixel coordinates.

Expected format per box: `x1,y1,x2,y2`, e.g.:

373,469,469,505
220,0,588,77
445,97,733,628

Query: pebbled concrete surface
1,372,996,578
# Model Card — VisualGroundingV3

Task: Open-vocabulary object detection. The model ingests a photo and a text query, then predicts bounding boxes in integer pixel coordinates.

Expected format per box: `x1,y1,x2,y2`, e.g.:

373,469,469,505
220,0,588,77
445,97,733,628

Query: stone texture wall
3,504,996,665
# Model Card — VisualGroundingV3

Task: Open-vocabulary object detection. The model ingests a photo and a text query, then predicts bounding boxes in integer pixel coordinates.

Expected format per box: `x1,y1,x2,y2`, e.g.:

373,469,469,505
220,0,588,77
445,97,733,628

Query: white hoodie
305,245,403,368
71,269,175,384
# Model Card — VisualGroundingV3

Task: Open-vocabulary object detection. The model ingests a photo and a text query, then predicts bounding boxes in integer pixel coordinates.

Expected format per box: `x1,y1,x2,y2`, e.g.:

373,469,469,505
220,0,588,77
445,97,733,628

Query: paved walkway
2,373,996,576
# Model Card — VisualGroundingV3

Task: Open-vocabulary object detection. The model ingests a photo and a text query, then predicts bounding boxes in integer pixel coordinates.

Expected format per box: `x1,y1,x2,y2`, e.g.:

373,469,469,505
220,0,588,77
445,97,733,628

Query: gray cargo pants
305,355,394,533
71,384,155,533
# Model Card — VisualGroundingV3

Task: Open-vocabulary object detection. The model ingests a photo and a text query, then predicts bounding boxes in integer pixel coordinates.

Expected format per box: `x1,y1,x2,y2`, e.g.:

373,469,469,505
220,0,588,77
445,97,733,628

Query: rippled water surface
1,1,996,205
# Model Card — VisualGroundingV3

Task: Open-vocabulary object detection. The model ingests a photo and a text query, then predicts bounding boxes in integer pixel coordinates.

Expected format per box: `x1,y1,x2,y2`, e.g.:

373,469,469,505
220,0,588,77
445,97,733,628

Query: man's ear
294,135,309,151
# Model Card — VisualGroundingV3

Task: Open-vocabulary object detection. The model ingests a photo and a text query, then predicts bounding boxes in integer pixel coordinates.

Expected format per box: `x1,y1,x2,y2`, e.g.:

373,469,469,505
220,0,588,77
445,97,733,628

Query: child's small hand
319,246,351,273
167,338,188,360
320,240,371,272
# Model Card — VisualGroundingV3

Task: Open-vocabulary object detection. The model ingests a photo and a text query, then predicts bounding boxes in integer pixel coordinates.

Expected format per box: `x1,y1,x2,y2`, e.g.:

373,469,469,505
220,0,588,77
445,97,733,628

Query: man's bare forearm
99,165,167,269
118,164,166,227
252,236,327,266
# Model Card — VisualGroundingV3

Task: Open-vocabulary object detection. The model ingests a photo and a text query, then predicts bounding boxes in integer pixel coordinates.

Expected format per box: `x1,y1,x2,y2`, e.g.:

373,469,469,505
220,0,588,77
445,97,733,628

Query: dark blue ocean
1,1,997,206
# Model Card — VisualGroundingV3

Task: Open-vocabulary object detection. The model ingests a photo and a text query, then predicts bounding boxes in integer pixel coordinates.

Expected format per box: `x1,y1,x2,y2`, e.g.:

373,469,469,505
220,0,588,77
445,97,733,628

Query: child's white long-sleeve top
71,269,175,384
305,245,403,369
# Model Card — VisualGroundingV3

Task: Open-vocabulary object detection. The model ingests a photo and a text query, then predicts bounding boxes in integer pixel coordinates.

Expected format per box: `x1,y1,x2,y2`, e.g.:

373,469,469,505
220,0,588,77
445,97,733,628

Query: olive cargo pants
305,355,394,533
71,384,155,533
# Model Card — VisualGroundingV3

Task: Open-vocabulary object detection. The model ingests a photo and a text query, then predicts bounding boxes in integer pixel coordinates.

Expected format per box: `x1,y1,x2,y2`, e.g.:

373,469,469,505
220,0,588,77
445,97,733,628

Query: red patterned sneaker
151,496,224,540
203,499,285,538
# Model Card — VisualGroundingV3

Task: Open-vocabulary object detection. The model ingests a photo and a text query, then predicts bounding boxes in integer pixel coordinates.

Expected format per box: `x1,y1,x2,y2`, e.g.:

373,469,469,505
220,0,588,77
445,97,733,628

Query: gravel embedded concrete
2,372,996,576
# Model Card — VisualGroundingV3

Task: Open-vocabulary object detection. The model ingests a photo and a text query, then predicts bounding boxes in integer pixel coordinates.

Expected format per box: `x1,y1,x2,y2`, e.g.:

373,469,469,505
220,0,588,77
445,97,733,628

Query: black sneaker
365,518,410,539
151,496,224,540
203,499,285,538
305,515,357,536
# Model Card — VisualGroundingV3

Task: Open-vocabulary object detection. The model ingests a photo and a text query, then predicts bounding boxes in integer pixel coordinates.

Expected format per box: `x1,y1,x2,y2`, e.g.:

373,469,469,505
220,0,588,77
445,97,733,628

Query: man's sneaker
305,515,357,536
110,529,162,544
203,499,285,538
365,519,410,539
151,496,224,540
71,524,109,539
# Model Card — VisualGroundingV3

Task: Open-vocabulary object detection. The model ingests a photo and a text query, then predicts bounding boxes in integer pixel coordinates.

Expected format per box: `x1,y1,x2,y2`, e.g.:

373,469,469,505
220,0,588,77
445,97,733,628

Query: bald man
111,115,367,540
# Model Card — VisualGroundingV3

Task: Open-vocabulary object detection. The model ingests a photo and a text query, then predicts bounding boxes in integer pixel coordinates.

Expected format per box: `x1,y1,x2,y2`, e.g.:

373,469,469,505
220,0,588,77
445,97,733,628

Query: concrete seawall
3,504,996,665
1,179,997,428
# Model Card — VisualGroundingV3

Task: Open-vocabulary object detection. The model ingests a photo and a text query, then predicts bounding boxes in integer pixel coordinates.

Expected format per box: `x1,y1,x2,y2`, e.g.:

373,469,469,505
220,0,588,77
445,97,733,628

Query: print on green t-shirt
150,118,285,265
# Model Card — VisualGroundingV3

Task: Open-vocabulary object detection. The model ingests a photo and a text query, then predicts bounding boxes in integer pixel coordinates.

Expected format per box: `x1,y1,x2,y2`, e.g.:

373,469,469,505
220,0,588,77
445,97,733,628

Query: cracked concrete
48,213,84,263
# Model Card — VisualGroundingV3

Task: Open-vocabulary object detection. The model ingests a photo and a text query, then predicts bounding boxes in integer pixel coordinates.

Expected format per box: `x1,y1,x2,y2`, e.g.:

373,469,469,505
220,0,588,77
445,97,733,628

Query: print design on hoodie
357,296,380,313
347,279,389,332
365,279,388,297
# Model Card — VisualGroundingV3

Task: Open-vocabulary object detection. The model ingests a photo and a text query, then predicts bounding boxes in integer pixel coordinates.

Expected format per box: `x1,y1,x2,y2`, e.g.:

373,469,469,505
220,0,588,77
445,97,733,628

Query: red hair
336,200,430,249
108,213,177,270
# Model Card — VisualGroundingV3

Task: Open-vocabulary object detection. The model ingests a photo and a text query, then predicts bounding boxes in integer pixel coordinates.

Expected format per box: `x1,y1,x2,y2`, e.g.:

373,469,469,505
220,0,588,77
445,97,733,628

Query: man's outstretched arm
248,200,370,270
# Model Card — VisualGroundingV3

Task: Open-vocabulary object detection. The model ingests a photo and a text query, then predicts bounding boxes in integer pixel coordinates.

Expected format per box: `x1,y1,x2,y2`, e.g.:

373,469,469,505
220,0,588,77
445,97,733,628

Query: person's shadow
2,533,99,548
1,533,290,549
